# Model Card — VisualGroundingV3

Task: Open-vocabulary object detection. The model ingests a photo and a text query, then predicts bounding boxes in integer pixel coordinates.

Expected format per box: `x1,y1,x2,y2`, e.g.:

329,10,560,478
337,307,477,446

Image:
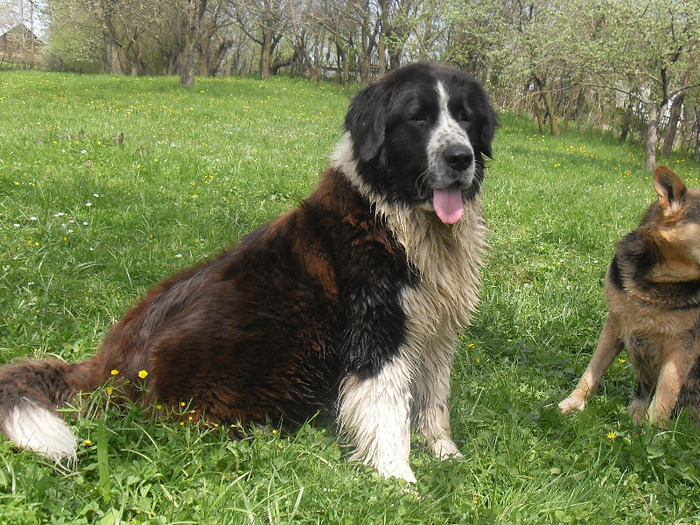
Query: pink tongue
433,187,464,224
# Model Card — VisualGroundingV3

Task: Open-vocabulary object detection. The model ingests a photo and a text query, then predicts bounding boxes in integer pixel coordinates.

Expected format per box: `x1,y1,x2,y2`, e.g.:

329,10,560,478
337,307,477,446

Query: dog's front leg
559,315,623,414
647,345,697,422
412,340,461,460
337,355,415,483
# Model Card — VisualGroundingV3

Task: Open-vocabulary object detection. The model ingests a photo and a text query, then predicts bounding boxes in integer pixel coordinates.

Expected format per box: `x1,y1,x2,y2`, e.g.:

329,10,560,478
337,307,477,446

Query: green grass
1,71,700,524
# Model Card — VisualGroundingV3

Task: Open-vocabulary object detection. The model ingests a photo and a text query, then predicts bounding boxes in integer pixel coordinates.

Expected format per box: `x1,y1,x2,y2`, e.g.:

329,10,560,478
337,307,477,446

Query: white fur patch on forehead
433,81,469,140
436,81,450,111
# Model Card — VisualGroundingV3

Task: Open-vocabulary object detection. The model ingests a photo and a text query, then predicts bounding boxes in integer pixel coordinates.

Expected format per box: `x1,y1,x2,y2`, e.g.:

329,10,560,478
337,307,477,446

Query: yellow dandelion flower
607,431,617,440
156,404,162,410
110,369,119,376
138,370,148,379
181,402,186,407
83,440,93,446
106,387,113,395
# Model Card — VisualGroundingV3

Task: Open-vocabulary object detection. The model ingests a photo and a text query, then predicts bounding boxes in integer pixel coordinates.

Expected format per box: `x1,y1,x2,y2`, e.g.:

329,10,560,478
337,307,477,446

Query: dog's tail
0,356,107,464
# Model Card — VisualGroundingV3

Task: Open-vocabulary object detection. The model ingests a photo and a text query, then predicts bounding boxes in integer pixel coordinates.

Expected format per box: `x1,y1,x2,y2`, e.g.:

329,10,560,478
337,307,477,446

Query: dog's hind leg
627,379,652,422
559,315,623,414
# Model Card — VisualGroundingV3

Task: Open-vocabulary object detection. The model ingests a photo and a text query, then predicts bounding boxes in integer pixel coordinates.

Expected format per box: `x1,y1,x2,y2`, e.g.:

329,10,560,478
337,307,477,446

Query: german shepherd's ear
653,166,687,210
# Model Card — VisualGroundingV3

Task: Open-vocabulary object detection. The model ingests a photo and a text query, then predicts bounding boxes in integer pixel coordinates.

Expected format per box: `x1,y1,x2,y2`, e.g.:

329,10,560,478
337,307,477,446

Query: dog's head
641,166,700,276
344,62,497,224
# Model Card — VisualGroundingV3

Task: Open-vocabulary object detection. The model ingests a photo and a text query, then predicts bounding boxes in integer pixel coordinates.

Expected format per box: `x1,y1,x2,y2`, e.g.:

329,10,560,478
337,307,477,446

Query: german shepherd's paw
558,391,587,414
627,399,648,423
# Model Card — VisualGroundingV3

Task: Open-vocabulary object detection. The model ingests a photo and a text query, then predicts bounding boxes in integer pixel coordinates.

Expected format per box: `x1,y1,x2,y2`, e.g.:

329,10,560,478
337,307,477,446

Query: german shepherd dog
560,166,700,422
0,63,496,483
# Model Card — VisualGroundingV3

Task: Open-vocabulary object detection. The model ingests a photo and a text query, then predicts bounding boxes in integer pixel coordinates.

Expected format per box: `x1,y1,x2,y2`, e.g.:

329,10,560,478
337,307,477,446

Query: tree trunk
336,41,349,89
377,0,387,76
104,37,121,74
534,76,559,136
645,104,660,172
619,103,632,142
260,29,272,80
661,93,684,158
561,82,582,134
695,108,700,162
661,69,690,158
180,45,198,87
179,0,207,88
208,37,234,77
93,0,122,74
533,101,545,134
198,35,210,76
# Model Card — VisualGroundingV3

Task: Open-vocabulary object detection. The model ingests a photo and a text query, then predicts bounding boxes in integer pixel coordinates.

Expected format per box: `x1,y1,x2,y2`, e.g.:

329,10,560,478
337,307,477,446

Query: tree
179,0,207,86
229,0,288,80
91,0,121,73
586,0,700,170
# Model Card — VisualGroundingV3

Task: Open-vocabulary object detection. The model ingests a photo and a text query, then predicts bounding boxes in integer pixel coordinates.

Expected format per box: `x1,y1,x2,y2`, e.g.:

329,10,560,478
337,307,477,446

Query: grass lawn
1,70,700,524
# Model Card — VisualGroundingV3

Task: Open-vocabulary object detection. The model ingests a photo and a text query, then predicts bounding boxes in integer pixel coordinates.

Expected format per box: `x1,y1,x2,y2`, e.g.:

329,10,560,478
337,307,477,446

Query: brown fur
560,166,700,422
0,64,496,481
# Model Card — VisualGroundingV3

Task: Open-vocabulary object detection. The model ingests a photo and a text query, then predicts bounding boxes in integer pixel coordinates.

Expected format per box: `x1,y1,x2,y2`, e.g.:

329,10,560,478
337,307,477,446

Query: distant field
1,71,699,524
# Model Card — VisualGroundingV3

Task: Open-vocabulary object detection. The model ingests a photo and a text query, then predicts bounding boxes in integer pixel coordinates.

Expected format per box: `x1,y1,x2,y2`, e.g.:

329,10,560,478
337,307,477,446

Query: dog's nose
444,145,474,172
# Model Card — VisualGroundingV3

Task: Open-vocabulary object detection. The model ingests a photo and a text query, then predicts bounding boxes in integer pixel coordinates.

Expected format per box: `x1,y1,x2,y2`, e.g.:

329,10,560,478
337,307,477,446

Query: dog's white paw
378,461,417,484
429,438,462,460
558,393,587,414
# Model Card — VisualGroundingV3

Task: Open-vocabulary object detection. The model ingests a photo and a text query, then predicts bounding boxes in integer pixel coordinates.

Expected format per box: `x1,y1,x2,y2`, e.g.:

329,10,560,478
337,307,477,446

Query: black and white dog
0,62,496,483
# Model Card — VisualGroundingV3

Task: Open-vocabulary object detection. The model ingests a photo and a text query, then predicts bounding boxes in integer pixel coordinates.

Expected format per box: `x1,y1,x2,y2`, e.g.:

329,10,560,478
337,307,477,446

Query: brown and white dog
0,63,496,483
560,166,700,423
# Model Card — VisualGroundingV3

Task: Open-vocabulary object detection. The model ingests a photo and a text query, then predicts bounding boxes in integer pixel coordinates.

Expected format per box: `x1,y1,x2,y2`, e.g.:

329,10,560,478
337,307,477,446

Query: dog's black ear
476,90,497,159
480,106,497,159
653,165,686,209
344,83,386,163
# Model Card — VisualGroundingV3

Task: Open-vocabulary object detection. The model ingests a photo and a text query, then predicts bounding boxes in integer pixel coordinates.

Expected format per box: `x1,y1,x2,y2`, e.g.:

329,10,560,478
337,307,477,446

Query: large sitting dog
0,62,496,483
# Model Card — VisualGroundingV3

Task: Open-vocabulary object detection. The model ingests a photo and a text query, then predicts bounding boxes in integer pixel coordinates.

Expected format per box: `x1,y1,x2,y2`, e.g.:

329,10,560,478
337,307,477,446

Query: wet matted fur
0,62,496,483
560,166,700,422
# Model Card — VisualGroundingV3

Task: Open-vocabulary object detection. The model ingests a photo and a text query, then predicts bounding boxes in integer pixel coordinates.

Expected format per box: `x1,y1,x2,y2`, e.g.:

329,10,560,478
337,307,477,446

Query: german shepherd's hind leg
337,356,416,484
627,380,651,422
559,316,623,414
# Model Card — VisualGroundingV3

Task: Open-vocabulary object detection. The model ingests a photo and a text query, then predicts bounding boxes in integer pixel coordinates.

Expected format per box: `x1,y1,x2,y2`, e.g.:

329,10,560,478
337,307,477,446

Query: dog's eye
409,112,429,123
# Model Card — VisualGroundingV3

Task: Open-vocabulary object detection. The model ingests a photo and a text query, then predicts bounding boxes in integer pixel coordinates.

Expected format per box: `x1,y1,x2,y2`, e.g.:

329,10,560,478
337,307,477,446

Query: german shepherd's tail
0,357,107,464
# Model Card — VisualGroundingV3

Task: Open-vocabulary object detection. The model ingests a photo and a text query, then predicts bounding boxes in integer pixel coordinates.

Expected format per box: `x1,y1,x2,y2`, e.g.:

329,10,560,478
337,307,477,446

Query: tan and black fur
560,166,700,422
